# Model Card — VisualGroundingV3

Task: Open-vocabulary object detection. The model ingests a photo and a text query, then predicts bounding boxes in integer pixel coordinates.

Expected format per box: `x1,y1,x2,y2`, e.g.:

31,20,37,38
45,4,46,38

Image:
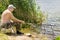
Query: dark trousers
0,22,20,32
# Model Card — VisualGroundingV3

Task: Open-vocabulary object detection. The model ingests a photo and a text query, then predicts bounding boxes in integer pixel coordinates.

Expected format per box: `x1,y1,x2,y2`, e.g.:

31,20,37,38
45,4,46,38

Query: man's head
8,4,16,12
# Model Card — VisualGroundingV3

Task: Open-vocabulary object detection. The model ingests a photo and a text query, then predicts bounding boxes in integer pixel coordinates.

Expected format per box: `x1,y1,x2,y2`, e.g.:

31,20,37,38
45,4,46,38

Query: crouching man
0,4,25,35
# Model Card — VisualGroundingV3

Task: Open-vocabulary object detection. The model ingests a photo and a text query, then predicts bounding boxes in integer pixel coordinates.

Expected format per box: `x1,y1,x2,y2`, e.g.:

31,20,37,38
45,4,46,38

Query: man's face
10,8,14,12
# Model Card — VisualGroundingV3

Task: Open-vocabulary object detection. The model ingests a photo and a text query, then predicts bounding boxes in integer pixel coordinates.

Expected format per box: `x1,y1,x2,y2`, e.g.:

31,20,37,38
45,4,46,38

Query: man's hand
21,21,25,24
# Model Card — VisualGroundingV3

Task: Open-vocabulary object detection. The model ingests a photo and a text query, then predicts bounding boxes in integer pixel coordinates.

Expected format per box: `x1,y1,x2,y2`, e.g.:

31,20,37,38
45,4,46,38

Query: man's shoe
17,31,24,35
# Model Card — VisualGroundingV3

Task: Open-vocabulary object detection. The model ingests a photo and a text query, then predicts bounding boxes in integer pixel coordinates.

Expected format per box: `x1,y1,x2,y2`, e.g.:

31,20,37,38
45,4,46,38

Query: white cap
8,4,16,9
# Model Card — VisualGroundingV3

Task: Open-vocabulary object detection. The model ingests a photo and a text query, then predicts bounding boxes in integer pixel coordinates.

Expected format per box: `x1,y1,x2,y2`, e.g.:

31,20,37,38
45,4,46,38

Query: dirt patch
8,35,32,40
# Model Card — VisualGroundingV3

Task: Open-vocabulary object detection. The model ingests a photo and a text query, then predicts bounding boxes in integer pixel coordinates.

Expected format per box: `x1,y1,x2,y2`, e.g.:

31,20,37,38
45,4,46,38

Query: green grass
0,33,8,40
55,36,60,40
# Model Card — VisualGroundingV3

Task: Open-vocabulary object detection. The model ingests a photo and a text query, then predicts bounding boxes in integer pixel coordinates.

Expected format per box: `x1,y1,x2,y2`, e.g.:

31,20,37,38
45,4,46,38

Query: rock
38,34,48,40
8,35,32,40
16,36,32,40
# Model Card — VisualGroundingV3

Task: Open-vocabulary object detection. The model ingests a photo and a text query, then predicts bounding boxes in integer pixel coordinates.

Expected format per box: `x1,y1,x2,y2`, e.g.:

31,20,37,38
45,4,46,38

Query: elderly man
0,4,25,34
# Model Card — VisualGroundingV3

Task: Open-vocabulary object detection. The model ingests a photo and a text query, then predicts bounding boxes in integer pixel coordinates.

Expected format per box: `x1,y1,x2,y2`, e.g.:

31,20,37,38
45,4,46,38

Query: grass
0,33,8,40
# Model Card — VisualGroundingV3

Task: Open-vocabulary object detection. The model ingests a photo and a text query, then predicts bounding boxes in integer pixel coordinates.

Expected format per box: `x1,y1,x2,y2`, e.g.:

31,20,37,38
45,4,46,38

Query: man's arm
9,13,25,23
